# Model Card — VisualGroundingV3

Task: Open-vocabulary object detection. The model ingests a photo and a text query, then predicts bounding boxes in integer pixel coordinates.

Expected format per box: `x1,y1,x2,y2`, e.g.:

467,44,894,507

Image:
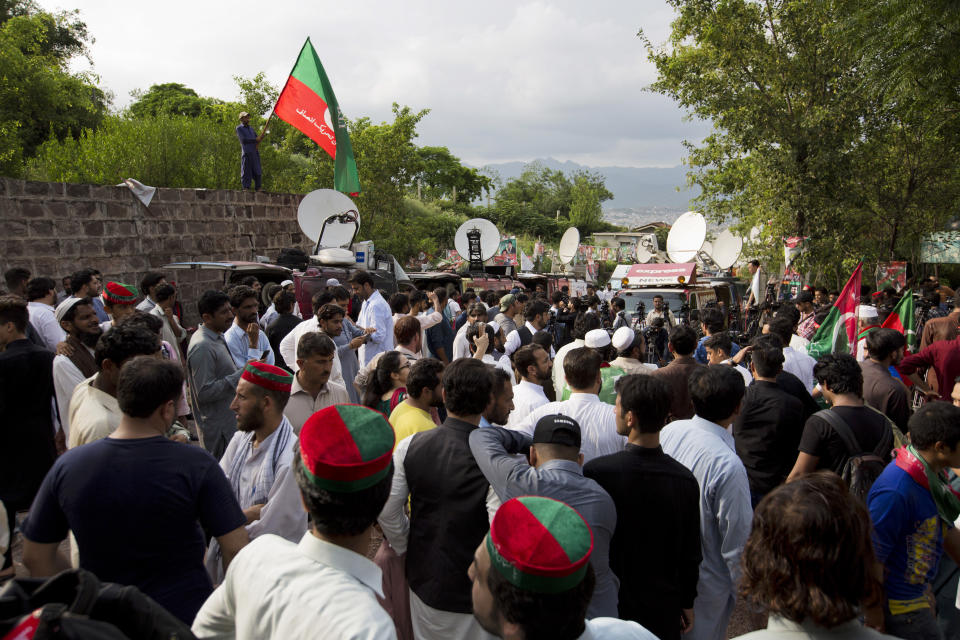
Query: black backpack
0,569,195,640
815,409,894,502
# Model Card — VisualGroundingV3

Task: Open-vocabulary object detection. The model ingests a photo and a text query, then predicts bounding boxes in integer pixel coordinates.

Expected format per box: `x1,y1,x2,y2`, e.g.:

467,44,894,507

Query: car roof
162,261,292,274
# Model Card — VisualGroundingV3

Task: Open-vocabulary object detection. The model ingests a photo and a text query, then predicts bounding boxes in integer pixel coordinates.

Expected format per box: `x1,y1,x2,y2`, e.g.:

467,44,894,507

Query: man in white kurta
506,344,551,428
204,363,307,583
511,347,624,464
192,404,399,640
659,366,753,640
351,272,394,366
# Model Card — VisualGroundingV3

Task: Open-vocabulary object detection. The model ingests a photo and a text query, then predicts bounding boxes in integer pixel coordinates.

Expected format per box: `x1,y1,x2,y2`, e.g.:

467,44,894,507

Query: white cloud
54,0,709,167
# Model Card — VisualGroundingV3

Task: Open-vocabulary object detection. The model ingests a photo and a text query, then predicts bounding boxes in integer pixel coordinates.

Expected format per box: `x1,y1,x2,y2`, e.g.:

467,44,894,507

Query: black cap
533,414,581,448
796,290,814,303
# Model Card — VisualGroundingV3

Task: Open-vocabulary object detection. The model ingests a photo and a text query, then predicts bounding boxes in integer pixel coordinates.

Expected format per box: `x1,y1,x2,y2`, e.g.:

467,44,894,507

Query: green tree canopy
0,3,107,175
128,83,221,119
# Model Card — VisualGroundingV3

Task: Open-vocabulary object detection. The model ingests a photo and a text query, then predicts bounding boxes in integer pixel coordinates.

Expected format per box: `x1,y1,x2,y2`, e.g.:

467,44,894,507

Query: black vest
516,325,534,347
404,417,490,613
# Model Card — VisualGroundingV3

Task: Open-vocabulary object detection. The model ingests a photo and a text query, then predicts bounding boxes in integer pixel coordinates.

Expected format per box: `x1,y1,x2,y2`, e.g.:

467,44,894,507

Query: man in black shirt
0,296,57,573
584,374,701,640
733,335,806,505
787,353,894,481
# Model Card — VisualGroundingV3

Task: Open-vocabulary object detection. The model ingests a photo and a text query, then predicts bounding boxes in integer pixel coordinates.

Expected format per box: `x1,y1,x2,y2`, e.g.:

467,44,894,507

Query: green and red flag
881,290,918,352
808,262,863,359
273,38,361,195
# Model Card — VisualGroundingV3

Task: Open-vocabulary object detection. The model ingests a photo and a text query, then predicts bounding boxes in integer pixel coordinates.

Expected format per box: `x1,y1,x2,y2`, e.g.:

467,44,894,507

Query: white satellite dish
557,227,580,265
298,189,360,250
635,245,653,264
711,229,743,269
666,211,706,263
700,240,713,259
454,218,500,265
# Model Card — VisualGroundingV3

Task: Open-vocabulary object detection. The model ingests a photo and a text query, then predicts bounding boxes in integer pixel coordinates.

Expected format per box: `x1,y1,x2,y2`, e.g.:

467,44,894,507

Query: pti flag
880,291,918,352
807,262,863,359
273,38,360,195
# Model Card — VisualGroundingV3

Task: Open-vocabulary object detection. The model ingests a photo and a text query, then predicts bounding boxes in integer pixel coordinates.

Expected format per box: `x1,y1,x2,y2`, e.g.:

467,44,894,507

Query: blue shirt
469,427,619,619
867,461,945,611
224,322,275,368
22,436,246,624
694,336,740,364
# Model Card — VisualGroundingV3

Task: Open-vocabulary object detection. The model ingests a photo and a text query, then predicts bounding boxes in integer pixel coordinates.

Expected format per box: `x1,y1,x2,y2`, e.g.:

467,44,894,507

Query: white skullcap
326,278,340,287
280,279,294,287
612,326,636,352
55,297,84,323
584,328,611,349
857,305,879,319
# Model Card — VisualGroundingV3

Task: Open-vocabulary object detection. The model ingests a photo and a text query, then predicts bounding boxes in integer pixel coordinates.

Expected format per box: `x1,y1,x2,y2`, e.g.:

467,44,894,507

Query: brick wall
0,178,308,326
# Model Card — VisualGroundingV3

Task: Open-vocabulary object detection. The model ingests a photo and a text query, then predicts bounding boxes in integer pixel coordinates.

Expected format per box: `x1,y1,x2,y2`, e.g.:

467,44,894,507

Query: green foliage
0,5,107,176
412,146,492,203
488,162,614,241
643,0,960,277
128,83,222,119
310,104,431,254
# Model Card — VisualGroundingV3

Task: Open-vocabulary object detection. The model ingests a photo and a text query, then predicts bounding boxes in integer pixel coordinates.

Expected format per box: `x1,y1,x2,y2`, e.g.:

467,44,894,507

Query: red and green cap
241,361,293,393
299,404,396,493
102,281,139,305
487,496,594,594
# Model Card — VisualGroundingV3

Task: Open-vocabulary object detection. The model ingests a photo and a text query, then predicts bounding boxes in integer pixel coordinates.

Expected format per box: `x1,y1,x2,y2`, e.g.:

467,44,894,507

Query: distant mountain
478,157,700,213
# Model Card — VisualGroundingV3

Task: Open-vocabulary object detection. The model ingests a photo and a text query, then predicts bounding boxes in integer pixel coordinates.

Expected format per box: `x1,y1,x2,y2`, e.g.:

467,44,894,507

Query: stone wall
0,178,307,325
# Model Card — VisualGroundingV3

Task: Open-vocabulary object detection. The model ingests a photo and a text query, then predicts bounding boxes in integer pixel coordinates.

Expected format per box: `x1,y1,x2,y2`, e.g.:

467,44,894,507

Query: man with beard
188,290,245,458
284,333,349,434
53,297,102,437
506,344,551,428
204,362,306,583
224,286,275,368
861,328,910,433
390,358,445,442
480,368,515,428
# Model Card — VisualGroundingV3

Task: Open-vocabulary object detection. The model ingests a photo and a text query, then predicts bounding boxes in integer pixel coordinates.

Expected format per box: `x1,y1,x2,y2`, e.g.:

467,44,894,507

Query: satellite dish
558,227,580,265
711,229,743,269
700,240,713,259
455,218,500,269
298,189,361,251
666,211,706,263
635,245,653,264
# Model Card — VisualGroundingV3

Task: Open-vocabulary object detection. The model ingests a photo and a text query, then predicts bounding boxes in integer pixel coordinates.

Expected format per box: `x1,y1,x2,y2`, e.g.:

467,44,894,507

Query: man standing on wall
236,112,267,191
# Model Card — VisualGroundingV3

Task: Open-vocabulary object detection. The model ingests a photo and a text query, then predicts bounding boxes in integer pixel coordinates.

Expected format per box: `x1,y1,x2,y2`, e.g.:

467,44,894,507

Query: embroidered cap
299,404,396,493
102,281,139,306
241,361,293,393
55,297,85,323
857,305,879,320
487,496,594,593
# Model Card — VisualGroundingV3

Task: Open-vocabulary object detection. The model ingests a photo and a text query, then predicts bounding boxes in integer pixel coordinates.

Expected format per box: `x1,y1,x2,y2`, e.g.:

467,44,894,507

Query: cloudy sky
50,0,712,169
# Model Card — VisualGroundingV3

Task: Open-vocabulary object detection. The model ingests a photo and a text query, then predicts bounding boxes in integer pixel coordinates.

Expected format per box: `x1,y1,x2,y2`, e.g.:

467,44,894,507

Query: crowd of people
1,262,960,640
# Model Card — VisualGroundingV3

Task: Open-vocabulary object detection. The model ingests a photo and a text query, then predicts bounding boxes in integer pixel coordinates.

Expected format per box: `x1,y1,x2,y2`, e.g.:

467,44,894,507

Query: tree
568,174,603,234
412,146,492,203
643,0,960,276
128,83,220,119
0,6,107,176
